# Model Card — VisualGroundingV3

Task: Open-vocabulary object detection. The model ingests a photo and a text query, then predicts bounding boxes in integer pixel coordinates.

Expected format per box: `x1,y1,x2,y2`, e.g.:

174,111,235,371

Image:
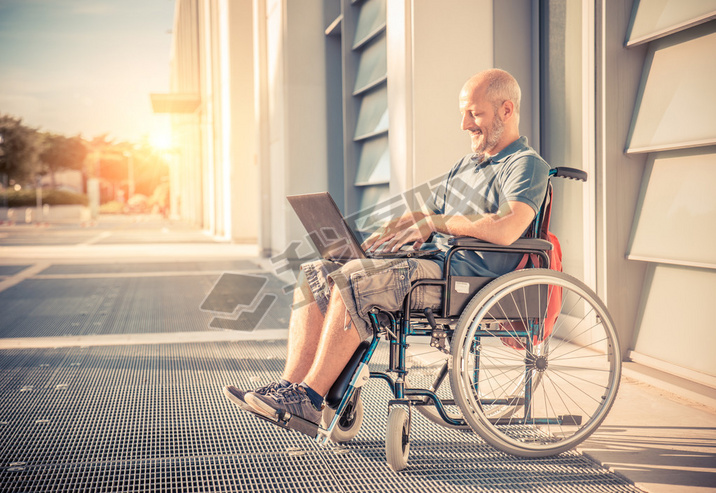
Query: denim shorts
298,257,443,341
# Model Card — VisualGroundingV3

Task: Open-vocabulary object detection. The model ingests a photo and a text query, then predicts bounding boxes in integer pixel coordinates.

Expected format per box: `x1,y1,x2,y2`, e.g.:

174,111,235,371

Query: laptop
286,192,439,262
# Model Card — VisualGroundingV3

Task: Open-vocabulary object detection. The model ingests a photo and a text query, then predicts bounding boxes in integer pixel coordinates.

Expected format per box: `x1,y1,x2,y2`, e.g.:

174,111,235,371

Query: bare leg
281,284,324,383
302,286,361,396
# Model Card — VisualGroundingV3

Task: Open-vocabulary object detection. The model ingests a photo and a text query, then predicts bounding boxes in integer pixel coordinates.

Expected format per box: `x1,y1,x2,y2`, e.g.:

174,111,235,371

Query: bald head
461,69,521,117
459,69,522,158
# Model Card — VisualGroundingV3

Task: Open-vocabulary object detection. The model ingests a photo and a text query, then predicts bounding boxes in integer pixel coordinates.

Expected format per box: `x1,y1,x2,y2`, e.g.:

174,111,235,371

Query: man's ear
502,100,515,120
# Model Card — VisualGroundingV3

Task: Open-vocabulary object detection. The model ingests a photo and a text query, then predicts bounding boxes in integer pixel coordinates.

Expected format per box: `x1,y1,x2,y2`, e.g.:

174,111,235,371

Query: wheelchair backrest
528,166,588,240
442,167,585,318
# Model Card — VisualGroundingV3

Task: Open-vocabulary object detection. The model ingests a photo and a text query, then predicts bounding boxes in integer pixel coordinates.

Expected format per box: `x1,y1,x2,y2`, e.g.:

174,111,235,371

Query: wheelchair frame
260,167,621,471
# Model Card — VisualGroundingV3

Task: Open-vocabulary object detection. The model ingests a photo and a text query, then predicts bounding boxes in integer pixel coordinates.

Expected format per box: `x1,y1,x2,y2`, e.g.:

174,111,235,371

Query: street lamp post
0,133,6,209
123,151,135,202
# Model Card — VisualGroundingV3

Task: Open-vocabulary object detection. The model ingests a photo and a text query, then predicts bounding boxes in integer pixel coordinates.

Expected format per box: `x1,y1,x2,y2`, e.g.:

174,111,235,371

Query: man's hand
362,211,427,253
375,218,435,252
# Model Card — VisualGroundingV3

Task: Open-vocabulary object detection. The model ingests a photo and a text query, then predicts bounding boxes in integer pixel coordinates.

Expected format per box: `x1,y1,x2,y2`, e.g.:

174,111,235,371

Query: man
223,68,551,427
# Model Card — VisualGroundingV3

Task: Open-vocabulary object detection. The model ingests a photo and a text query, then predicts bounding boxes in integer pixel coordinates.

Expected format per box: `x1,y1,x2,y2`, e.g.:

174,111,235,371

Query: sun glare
149,128,173,151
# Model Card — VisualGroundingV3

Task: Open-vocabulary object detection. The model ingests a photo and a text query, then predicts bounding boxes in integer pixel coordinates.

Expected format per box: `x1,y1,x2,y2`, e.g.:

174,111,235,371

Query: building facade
163,0,716,388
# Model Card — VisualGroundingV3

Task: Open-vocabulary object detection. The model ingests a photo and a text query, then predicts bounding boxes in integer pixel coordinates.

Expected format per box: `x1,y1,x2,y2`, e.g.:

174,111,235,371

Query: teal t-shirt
424,136,551,277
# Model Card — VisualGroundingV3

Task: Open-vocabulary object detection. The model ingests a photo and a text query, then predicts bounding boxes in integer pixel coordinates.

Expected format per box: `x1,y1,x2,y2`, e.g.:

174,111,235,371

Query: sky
0,0,175,144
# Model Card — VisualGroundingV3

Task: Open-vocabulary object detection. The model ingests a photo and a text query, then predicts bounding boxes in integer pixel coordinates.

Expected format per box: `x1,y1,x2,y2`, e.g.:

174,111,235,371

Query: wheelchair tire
449,269,621,457
321,392,364,443
386,407,410,471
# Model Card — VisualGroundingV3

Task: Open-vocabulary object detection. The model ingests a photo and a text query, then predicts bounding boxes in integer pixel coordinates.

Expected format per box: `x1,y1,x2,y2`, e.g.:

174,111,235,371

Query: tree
131,141,169,197
39,133,88,188
0,115,43,185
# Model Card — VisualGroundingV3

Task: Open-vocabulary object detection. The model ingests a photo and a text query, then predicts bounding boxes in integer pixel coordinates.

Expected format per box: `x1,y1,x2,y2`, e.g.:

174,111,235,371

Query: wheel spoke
546,366,605,407
550,334,610,362
546,297,596,354
450,270,620,456
539,371,579,437
547,365,610,390
472,357,525,399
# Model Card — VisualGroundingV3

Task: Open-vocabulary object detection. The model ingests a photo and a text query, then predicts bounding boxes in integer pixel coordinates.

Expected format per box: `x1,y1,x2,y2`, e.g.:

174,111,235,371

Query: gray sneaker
223,382,282,412
245,383,322,425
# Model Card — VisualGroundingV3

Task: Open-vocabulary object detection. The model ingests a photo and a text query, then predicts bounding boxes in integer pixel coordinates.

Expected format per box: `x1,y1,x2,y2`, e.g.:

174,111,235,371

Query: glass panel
633,264,716,377
539,0,585,279
627,29,716,153
354,85,388,139
353,0,386,48
627,0,716,46
353,33,387,94
355,135,389,186
628,149,716,268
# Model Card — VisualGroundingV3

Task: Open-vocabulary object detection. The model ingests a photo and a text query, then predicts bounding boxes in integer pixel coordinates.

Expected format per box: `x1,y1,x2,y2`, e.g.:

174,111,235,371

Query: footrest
247,408,320,439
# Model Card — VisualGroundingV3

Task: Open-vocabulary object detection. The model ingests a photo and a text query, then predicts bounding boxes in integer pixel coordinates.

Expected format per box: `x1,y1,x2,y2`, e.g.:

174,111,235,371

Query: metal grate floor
0,341,642,492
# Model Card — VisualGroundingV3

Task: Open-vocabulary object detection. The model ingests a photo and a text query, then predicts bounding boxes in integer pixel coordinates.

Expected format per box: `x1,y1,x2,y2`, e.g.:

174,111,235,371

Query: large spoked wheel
321,391,364,443
449,269,621,457
410,346,546,429
386,407,410,471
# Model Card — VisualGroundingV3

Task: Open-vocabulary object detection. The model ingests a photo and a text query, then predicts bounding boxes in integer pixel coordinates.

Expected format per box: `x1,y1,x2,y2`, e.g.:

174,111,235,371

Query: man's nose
460,112,472,131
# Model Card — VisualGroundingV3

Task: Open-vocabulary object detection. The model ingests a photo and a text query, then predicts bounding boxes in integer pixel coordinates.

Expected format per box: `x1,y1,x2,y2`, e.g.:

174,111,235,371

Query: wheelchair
264,167,622,471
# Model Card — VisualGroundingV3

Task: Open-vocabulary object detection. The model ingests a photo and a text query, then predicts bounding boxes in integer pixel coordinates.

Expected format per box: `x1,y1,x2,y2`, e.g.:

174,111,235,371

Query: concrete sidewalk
0,216,714,492
581,371,716,493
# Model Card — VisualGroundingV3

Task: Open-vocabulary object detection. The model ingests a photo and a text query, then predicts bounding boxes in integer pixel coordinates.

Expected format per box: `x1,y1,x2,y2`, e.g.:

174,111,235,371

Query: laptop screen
287,192,366,261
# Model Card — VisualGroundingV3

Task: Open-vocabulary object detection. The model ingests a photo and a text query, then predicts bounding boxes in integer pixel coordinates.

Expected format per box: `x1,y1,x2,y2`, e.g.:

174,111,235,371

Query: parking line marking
0,262,52,294
78,231,112,246
0,329,289,349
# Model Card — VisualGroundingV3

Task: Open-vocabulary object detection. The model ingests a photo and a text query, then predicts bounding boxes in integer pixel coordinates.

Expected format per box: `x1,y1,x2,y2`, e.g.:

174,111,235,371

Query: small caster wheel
321,392,364,443
386,407,410,471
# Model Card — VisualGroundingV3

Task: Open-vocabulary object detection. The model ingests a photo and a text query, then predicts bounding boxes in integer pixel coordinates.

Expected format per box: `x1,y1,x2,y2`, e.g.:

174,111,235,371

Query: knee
338,258,375,280
292,273,316,309
343,259,365,272
324,285,351,319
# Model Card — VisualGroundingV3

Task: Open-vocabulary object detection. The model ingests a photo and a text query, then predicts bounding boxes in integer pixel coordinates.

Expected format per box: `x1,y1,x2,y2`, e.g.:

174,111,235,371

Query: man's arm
365,200,536,252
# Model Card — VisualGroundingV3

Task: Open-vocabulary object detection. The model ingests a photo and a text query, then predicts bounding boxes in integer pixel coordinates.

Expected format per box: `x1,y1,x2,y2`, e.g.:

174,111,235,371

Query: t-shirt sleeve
499,154,551,213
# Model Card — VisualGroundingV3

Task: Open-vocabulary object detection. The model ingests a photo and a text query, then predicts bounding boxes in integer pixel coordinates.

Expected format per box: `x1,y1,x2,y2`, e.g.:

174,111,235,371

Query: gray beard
475,116,505,162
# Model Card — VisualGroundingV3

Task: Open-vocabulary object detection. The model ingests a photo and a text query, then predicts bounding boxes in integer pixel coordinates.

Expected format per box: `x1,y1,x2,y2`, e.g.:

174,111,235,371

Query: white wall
227,0,259,242
260,0,329,255
388,0,538,197
388,0,496,197
284,0,329,240
493,0,536,150
266,0,285,250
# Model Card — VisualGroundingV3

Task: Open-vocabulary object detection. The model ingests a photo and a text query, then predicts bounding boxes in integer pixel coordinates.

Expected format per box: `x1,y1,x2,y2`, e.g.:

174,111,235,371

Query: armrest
447,236,553,252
